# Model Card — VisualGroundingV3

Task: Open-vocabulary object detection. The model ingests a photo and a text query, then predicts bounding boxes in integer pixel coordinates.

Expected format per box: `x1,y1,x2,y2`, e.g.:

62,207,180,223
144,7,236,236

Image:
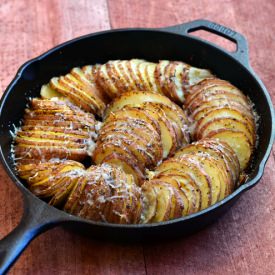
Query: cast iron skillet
0,19,274,273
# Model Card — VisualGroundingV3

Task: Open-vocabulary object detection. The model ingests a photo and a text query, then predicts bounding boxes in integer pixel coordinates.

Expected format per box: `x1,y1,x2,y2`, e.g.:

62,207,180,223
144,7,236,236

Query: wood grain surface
0,0,274,274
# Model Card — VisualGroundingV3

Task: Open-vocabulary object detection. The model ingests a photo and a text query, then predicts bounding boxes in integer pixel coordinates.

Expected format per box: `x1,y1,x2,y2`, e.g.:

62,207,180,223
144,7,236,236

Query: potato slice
50,77,96,113
99,118,162,164
156,170,201,212
191,98,252,121
146,63,160,93
151,177,189,216
108,106,160,133
127,59,146,90
97,131,156,169
187,66,213,87
15,144,88,162
186,78,243,105
17,160,85,206
156,61,212,103
117,60,137,91
140,182,158,223
15,98,97,162
195,108,255,138
137,61,154,91
104,90,190,147
155,158,211,210
155,60,170,97
154,180,186,219
81,64,109,102
164,62,186,103
62,73,105,115
108,60,131,94
150,183,173,222
96,63,119,98
197,138,240,186
207,130,252,171
101,170,141,224
187,89,250,112
199,117,255,145
153,103,190,146
141,104,177,157
64,164,142,224
174,141,235,194
100,152,145,185
71,67,107,107
180,152,228,203
105,90,178,118
41,84,62,99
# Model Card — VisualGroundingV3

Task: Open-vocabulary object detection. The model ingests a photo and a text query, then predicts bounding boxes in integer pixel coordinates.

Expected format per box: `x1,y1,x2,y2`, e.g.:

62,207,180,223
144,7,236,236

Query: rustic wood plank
108,0,275,274
0,0,111,94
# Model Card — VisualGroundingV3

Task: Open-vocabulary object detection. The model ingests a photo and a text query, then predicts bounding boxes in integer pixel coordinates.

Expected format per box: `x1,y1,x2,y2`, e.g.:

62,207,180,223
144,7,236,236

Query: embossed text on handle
208,22,236,38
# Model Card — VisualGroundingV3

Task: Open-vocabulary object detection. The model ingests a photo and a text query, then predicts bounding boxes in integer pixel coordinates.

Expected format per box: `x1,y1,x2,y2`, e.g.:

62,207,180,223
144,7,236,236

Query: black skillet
0,19,274,274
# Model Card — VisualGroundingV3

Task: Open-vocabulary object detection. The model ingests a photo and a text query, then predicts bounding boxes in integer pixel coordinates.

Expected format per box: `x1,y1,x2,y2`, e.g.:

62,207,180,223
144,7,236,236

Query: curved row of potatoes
93,91,190,185
185,78,256,170
13,98,98,164
140,138,240,223
41,59,213,116
16,137,241,224
17,161,142,224
13,59,257,225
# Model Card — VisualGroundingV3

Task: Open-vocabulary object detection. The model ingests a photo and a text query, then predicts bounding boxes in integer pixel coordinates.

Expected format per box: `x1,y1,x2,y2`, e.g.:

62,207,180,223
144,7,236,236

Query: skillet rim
0,26,274,228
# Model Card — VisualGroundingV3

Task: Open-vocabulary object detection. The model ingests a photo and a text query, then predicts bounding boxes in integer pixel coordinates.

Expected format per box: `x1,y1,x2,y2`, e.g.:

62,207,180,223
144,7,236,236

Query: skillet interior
0,29,274,239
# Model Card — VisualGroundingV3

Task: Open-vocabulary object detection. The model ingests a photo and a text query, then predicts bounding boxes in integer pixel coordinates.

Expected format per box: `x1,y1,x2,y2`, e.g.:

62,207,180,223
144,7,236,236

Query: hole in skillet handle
187,29,237,52
161,19,250,68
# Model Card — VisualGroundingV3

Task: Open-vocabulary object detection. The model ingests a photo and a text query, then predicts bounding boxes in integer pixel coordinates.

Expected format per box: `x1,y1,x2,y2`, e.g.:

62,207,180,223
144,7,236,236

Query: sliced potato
127,59,146,90
96,63,119,98
186,78,242,105
17,160,85,206
155,158,211,210
155,170,201,213
198,138,240,187
191,98,252,121
50,76,96,113
174,141,236,194
187,89,250,112
150,182,173,222
64,164,142,224
99,118,162,163
41,84,62,99
81,64,109,102
198,117,255,145
194,108,255,138
151,176,190,216
15,98,97,163
155,60,171,97
107,106,161,136
141,104,177,157
137,61,154,91
207,130,253,170
140,182,158,223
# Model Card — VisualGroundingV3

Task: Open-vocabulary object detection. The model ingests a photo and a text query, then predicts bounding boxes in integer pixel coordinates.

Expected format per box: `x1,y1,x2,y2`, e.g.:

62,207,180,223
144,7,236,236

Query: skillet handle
162,19,250,67
0,193,66,274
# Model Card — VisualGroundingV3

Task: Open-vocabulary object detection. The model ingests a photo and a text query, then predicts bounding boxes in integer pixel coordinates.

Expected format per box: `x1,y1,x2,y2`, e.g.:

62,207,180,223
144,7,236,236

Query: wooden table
0,1,274,274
